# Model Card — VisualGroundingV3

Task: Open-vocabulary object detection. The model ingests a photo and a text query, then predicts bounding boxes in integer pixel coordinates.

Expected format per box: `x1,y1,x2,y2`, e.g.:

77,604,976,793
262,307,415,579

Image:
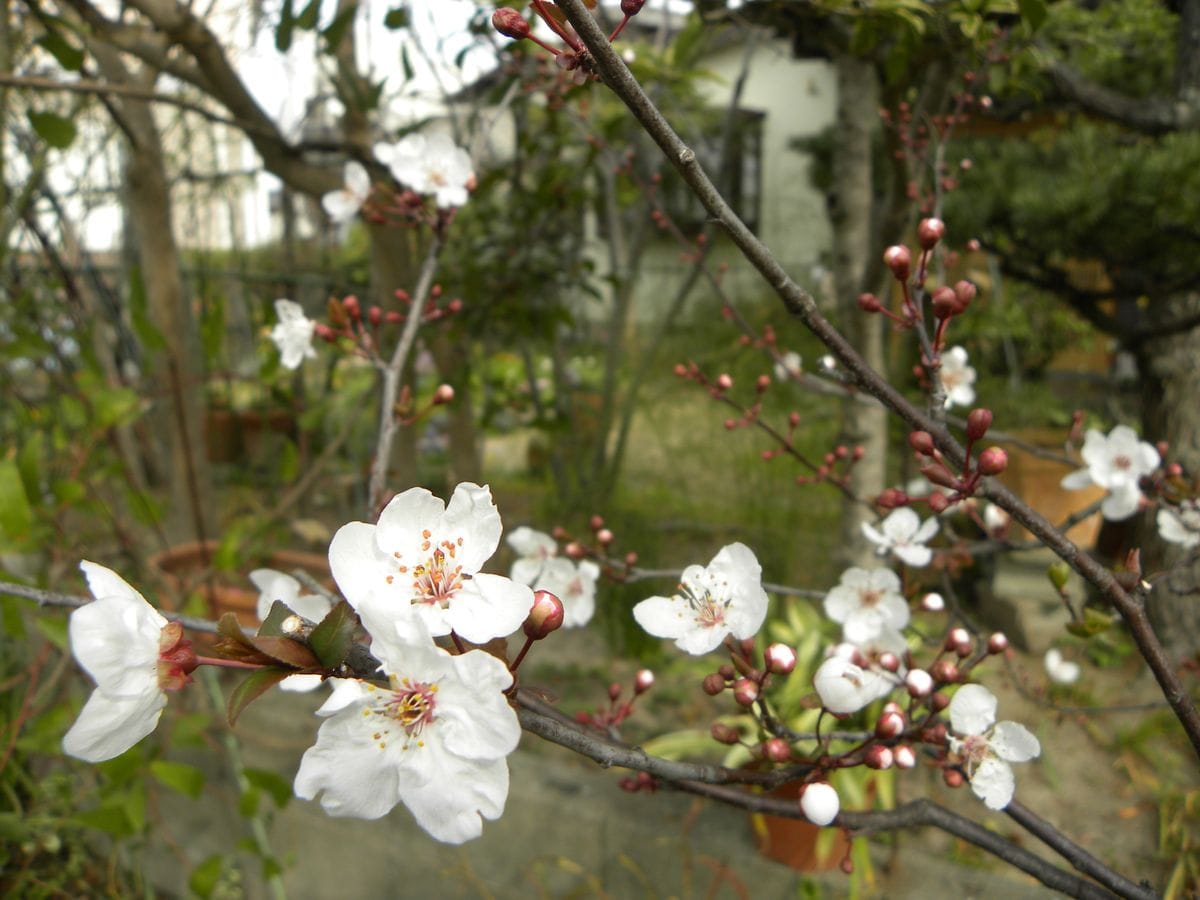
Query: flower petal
949,683,997,736
294,710,404,820
398,755,508,844
1060,468,1095,490
632,595,687,642
440,483,503,572
69,595,163,696
971,756,1016,810
63,688,166,762
443,573,533,644
1100,484,1141,521
249,568,302,622
893,543,933,568
990,721,1041,763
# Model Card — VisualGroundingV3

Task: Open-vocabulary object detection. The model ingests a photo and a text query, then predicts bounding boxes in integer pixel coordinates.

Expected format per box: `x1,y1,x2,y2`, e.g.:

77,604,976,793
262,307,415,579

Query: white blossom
63,562,191,762
800,782,840,826
1157,500,1200,549
1043,648,1081,685
270,299,317,370
823,567,910,644
939,346,977,409
506,526,559,587
378,133,473,209
328,483,534,644
250,569,333,692
633,543,768,655
1061,425,1159,521
813,653,895,714
983,503,1011,535
321,161,371,223
862,508,939,567
294,612,519,843
948,684,1040,810
773,351,802,382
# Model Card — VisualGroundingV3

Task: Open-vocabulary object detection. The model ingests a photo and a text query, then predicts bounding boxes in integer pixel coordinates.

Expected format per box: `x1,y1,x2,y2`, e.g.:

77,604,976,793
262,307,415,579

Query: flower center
384,530,468,608
156,621,198,692
860,589,881,608
367,678,439,751
1112,454,1132,471
680,581,727,629
958,734,990,773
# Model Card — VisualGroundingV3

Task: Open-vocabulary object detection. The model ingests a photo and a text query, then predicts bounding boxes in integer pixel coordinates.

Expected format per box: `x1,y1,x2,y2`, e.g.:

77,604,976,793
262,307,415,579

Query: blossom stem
449,631,468,655
509,636,536,673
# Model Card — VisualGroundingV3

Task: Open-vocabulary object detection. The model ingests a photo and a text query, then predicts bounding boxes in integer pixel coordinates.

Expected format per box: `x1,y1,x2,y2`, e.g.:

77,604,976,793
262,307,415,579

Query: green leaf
238,788,260,817
0,458,33,544
244,767,293,808
36,31,84,72
1018,0,1048,31
75,803,136,837
1047,561,1071,592
248,635,319,669
150,760,206,798
308,600,356,669
383,7,408,29
1066,607,1114,638
28,111,77,149
322,2,358,49
275,0,295,51
226,667,291,726
189,855,225,899
258,600,298,637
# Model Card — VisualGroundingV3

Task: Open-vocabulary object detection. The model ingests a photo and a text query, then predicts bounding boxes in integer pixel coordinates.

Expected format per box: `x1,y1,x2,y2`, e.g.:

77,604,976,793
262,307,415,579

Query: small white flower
1061,425,1159,521
328,483,534,644
1157,500,1200,549
321,161,371,224
507,526,559,586
800,782,840,826
862,508,939,567
949,684,1040,810
823,567,910,645
939,346,977,409
819,354,837,372
633,543,768,655
773,351,802,382
378,133,473,209
294,613,519,843
983,503,1010,535
250,569,333,693
270,299,317,370
530,557,600,628
63,562,194,762
1043,648,1080,685
812,654,894,714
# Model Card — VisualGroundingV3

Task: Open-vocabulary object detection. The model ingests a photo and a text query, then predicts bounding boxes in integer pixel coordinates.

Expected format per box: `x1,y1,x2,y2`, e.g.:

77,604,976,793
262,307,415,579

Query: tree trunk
1138,292,1200,661
831,53,887,569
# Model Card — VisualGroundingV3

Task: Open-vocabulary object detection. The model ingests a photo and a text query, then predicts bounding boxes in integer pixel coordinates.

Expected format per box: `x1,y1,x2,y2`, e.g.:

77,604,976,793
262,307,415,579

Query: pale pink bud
716,373,733,391
876,710,905,739
883,245,911,281
906,668,934,697
763,737,791,763
433,384,455,405
634,669,654,694
946,627,971,650
523,590,564,639
590,515,605,530
921,592,945,612
596,528,614,545
800,782,840,826
931,659,960,684
878,652,901,673
978,447,1008,475
943,768,965,788
764,643,797,675
954,280,977,309
894,745,917,769
733,678,759,707
492,7,530,39
865,745,895,770
917,218,945,250
564,541,585,559
987,632,1009,654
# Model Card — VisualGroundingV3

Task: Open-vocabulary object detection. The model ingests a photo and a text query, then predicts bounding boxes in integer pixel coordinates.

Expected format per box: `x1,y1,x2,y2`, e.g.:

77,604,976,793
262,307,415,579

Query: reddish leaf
227,668,292,727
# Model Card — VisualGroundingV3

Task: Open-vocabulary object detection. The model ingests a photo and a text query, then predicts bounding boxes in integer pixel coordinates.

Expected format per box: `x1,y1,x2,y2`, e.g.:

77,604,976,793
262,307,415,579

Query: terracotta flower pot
147,540,333,627
752,782,851,871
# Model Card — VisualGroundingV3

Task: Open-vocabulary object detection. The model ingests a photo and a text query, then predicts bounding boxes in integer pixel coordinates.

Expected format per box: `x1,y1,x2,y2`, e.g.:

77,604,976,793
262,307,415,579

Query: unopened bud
894,745,917,769
908,431,935,455
954,280,977,309
608,682,622,702
523,589,564,639
368,305,383,326
711,723,741,745
878,652,901,673
634,669,654,694
702,673,727,695
433,384,455,405
977,446,1008,475
865,745,895,770
314,323,336,342
763,737,791,762
800,782,840,826
492,7,530,39
923,721,948,744
931,660,959,684
966,408,993,442
716,373,733,391
342,294,360,319
945,627,971,650
877,488,909,509
987,632,1009,654
921,592,945,612
917,217,945,250
596,528,614,546
764,643,797,675
876,710,906,738
564,541,584,559
906,668,934,697
943,768,965,788
620,0,646,14
884,245,911,281
931,286,958,320
733,678,759,707
928,492,952,514
857,293,882,313
624,551,638,567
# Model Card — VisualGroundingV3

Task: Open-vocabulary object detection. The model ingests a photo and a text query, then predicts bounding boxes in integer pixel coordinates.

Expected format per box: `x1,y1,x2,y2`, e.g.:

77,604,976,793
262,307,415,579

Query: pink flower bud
876,710,905,738
987,632,1009,654
314,323,336,342
928,492,952,514
865,745,895,770
921,592,945,612
800,782,840,826
620,0,646,14
624,551,638,567
943,768,965,788
523,590,564,639
977,446,1008,475
967,239,981,252
945,627,971,650
634,669,654,694
433,384,455,405
877,488,909,509
906,668,934,697
763,737,792,762
894,745,917,769
564,541,584,559
368,305,383,327
711,723,740,745
608,682,622,702
917,218,945,250
966,408,993,442
702,673,726,695
908,431,935,455
492,7,530,39
596,528,614,545
931,286,958,320
857,293,882,313
733,678,759,707
923,722,948,745
930,660,959,684
342,294,360,318
954,280,977,309
756,374,770,392
883,245,911,281
716,373,733,391
589,515,605,530
764,643,797,675
878,652,901,673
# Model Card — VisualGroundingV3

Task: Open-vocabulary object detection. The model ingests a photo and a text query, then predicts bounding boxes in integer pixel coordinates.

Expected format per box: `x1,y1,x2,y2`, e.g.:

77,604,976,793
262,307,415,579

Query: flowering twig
553,0,1200,763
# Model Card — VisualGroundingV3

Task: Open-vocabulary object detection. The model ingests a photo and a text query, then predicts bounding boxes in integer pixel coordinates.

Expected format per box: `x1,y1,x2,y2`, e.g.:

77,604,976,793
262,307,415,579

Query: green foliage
27,111,76,149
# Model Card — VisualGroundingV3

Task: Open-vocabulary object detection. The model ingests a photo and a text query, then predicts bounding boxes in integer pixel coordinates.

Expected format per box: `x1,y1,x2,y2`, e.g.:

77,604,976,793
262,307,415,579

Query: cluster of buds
323,288,464,353
903,409,1007,510
492,1,647,86
575,667,656,731
549,515,638,582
